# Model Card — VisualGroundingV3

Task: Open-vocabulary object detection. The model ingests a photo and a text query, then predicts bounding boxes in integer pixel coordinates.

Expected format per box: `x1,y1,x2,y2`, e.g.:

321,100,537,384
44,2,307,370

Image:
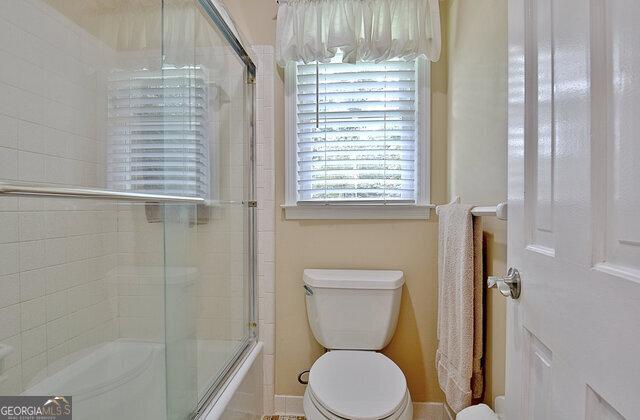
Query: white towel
436,201,484,413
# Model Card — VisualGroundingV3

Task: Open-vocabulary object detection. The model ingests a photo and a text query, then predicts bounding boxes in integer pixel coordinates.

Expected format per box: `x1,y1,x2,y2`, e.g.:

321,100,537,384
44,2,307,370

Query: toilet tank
303,269,404,350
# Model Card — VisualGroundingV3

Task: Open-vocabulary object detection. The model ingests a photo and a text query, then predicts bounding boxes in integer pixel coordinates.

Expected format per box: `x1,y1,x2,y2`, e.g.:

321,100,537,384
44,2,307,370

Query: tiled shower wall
254,45,276,414
0,0,263,406
0,0,119,394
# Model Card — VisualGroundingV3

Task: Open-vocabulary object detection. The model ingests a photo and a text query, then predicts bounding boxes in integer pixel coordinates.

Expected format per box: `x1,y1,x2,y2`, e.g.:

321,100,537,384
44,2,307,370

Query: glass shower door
0,0,255,419
0,1,171,419
162,0,256,418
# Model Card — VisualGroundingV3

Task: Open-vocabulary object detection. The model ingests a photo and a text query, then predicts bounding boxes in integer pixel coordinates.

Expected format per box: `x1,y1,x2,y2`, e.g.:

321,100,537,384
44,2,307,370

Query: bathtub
202,341,263,420
20,340,263,420
23,340,166,420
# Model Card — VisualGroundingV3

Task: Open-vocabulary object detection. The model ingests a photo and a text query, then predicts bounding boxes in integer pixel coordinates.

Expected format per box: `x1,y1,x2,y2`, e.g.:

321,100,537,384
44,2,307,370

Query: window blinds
296,59,418,203
107,66,210,198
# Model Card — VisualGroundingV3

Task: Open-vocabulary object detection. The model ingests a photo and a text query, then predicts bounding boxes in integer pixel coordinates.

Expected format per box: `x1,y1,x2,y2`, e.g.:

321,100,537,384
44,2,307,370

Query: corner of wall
253,44,276,415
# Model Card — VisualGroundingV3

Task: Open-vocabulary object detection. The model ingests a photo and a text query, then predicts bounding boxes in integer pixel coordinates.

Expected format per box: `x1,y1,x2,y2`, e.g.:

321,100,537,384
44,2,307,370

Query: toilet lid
309,351,407,420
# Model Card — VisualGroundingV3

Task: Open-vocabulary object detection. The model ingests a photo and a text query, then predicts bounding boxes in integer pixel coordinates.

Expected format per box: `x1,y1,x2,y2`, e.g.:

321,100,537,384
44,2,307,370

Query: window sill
281,204,433,220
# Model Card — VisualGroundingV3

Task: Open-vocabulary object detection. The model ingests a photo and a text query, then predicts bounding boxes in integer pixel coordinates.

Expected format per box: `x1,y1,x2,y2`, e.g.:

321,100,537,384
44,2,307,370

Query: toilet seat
306,351,410,420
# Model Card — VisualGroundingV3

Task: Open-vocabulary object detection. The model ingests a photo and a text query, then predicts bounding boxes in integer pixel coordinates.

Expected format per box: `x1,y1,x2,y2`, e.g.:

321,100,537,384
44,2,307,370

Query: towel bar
434,201,508,221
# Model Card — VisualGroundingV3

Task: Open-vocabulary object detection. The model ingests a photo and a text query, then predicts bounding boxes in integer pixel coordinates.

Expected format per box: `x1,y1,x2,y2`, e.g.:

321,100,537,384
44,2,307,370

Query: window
107,66,211,199
284,54,430,219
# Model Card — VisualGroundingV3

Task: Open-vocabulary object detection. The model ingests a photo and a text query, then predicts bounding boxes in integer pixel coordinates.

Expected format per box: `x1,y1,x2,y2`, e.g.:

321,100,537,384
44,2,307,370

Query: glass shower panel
162,1,255,417
0,0,169,418
0,0,255,419
0,198,168,419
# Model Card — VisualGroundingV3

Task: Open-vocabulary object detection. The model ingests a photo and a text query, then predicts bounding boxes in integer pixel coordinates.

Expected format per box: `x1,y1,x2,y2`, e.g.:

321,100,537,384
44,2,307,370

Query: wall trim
282,204,433,220
274,395,447,420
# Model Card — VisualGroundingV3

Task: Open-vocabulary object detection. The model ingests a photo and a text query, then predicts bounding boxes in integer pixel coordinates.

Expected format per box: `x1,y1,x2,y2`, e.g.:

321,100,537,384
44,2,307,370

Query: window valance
275,0,441,66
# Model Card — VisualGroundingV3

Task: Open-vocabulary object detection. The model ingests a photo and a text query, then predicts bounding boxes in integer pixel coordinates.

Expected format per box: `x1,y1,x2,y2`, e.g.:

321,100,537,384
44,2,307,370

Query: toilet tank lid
303,269,404,290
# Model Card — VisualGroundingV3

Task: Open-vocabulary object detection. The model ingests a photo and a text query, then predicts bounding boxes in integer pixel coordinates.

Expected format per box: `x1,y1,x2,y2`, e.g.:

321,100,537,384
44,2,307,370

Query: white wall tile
45,291,67,322
19,212,46,242
21,325,46,360
285,396,305,416
0,304,20,341
46,316,68,349
1,333,21,371
0,274,19,309
274,395,286,415
17,120,45,153
0,83,20,119
0,114,18,149
20,269,46,302
263,384,275,415
18,151,45,182
0,212,19,244
21,352,46,389
21,297,47,331
0,243,19,276
0,147,18,179
263,353,274,387
261,323,275,356
19,241,45,271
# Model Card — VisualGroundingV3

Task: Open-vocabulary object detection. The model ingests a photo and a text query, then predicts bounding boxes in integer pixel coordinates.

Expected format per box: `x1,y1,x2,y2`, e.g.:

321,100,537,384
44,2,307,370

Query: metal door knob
488,267,521,299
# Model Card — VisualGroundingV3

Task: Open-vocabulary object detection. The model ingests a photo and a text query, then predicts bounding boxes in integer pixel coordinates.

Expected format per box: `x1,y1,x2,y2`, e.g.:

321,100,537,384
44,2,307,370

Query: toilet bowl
303,350,412,420
302,269,409,420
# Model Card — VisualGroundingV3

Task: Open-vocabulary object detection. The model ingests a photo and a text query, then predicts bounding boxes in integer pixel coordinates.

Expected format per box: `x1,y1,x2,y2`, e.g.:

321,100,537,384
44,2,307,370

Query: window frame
283,58,431,220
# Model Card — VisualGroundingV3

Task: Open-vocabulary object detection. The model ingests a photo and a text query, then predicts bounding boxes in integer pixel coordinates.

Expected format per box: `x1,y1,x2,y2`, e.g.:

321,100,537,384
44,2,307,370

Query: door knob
488,267,521,299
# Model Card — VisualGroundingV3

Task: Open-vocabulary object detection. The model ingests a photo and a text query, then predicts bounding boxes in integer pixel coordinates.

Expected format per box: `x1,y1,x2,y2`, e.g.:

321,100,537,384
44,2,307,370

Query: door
506,0,640,419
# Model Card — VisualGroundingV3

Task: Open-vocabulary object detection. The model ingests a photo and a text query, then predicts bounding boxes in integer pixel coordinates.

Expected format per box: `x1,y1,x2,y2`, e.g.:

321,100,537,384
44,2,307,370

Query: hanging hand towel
436,201,484,413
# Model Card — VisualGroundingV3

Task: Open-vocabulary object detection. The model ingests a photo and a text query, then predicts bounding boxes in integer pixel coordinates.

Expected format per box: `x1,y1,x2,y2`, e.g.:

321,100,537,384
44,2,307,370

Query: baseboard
274,395,447,420
274,395,304,416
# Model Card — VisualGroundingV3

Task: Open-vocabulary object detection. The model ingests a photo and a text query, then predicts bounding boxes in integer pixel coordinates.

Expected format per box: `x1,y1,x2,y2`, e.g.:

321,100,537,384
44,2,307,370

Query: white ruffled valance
275,0,441,66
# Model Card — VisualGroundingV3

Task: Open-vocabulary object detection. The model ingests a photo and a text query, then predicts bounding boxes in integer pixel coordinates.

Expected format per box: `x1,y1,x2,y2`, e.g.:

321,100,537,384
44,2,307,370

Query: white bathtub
20,339,263,420
197,339,247,400
202,341,263,420
23,340,166,420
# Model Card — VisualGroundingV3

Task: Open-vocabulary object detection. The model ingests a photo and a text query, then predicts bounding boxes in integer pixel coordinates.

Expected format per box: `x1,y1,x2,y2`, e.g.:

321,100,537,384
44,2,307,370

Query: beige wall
225,0,507,405
224,0,449,403
446,0,508,406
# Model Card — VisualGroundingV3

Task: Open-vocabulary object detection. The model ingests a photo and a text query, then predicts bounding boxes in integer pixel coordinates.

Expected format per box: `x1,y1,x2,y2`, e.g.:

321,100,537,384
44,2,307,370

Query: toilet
302,269,412,420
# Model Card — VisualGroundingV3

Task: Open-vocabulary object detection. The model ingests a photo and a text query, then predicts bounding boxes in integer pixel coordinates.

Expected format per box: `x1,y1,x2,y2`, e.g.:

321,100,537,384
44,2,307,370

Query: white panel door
506,0,640,419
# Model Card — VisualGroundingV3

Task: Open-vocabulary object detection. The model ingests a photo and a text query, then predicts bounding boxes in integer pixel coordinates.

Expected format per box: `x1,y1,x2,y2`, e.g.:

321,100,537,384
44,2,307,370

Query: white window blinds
295,58,419,203
107,66,210,198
